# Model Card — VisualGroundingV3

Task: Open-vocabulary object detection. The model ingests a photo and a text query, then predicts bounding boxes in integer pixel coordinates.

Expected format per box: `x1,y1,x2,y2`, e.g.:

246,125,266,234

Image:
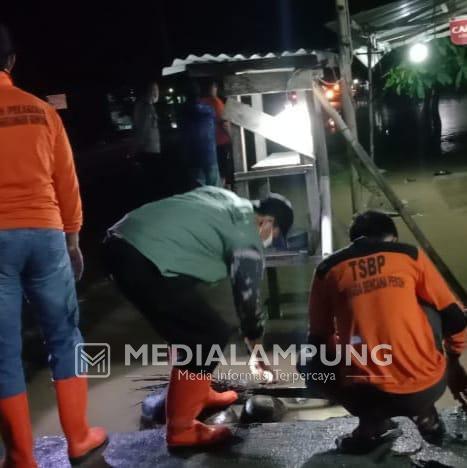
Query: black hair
349,210,398,242
253,194,294,238
0,24,14,70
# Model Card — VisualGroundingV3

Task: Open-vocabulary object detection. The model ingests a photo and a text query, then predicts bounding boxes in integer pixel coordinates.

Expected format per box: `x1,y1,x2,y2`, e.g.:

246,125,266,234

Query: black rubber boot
411,406,446,446
336,419,402,454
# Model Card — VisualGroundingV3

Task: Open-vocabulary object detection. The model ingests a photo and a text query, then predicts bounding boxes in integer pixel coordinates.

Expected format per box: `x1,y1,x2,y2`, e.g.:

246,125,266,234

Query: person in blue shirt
179,79,220,187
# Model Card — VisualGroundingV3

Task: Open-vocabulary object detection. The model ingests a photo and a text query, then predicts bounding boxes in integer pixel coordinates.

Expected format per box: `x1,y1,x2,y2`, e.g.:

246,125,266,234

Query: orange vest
0,72,82,232
309,238,465,394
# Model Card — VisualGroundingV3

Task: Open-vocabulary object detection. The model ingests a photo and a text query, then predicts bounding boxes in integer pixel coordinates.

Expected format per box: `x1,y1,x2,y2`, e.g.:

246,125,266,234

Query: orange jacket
309,238,466,394
0,72,82,233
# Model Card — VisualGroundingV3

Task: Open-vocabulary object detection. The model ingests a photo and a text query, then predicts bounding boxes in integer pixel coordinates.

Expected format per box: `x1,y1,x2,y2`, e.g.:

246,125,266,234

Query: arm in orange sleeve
415,249,466,355
52,113,83,233
308,269,336,345
212,97,224,121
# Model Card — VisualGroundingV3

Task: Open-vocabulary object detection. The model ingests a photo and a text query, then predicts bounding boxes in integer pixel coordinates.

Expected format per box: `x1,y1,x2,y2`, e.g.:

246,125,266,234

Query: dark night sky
2,0,394,92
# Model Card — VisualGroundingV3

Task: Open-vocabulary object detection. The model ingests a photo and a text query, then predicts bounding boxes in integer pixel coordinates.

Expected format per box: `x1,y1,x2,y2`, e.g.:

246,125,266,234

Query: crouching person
104,187,293,447
302,211,466,454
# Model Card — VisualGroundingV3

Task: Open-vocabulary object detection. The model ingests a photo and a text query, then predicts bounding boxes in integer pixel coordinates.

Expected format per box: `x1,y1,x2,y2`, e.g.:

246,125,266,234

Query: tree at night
384,38,467,138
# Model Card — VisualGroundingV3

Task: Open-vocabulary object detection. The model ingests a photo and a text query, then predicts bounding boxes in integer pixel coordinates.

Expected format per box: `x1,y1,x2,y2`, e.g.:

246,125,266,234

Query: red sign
450,16,467,45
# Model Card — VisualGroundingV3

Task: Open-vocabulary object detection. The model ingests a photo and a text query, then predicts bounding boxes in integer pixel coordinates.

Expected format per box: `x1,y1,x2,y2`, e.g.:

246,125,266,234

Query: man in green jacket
104,186,293,448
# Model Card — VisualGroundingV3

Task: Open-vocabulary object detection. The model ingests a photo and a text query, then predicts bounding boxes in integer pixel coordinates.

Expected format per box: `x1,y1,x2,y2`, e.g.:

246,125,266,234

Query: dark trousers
300,303,447,427
217,144,234,187
304,371,446,420
103,237,238,373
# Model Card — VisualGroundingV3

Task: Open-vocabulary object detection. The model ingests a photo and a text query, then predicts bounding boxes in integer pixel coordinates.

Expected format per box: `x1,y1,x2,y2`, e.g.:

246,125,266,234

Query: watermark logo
75,343,111,378
72,342,393,381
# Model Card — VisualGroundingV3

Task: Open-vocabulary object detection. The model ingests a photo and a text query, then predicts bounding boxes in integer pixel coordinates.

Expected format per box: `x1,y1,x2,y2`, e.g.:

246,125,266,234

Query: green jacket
109,187,265,338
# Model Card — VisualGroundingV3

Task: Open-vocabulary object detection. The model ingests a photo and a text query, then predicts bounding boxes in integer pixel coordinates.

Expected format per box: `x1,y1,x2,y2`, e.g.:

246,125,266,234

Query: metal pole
336,0,363,213
367,34,375,161
312,83,467,304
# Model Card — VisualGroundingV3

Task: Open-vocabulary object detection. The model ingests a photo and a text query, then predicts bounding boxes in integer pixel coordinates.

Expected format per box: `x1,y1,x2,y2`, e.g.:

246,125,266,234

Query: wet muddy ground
16,95,467,465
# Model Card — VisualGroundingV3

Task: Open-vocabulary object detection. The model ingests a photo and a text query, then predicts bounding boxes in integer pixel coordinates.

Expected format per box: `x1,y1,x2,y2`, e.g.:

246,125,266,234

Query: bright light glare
275,103,313,154
325,89,335,100
409,43,428,63
353,78,359,84
168,88,174,93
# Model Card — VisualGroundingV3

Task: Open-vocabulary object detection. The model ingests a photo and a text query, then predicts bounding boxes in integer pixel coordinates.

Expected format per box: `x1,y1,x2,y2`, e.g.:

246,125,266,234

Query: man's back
179,102,217,168
0,72,81,232
110,186,262,282
310,238,465,394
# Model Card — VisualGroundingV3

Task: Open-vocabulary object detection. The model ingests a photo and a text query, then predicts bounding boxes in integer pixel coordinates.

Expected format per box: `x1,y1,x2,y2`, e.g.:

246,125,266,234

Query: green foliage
384,38,467,99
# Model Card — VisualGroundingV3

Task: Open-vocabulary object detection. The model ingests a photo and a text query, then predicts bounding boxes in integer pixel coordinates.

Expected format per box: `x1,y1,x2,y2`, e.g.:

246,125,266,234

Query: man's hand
249,358,275,383
66,233,84,281
447,355,467,410
68,246,84,281
244,337,275,383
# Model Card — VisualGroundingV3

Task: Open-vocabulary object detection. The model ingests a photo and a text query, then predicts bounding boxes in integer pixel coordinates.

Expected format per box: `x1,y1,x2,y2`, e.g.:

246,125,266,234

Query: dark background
3,0,393,92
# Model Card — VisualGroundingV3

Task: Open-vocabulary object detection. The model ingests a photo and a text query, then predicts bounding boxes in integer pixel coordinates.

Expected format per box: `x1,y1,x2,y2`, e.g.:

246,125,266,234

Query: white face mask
262,231,273,248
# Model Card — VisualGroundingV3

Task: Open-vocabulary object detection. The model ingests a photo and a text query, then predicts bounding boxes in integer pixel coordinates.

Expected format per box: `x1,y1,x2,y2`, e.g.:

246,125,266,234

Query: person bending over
104,186,293,447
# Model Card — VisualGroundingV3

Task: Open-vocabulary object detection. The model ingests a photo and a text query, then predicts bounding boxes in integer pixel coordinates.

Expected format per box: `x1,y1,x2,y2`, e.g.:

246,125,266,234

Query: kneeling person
104,187,293,447
305,211,466,453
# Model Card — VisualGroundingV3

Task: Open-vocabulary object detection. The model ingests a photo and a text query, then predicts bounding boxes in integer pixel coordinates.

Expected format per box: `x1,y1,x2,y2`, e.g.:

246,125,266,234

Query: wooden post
307,91,333,257
230,96,248,197
267,268,281,319
367,33,375,161
251,93,270,198
336,0,363,213
251,94,268,162
313,83,467,303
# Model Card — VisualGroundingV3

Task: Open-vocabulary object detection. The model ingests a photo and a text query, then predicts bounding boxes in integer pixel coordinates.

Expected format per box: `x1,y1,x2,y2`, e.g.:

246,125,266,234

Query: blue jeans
0,229,82,398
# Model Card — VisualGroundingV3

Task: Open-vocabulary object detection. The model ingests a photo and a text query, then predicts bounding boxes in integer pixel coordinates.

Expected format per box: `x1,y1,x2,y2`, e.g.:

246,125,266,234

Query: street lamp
409,43,428,63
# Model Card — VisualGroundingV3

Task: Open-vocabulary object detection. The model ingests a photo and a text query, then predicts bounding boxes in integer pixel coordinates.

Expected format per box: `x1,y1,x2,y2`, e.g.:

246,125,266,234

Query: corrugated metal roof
328,0,467,66
162,49,338,76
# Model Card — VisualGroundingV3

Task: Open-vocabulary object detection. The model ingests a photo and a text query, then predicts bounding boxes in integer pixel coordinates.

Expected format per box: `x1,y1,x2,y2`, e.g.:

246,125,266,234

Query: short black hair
253,193,294,238
349,210,398,242
0,24,14,70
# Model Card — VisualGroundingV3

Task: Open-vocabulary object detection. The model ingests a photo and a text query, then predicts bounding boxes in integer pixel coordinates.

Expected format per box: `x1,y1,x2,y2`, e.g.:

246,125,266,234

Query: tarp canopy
328,0,467,67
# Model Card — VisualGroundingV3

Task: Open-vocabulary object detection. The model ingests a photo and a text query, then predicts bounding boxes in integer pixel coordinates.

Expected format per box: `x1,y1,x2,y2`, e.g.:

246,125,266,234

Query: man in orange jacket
304,211,467,453
0,25,107,467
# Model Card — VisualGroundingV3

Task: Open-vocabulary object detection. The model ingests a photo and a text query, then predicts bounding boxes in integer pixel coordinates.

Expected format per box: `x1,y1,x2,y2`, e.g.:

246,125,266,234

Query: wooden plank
230,97,247,172
234,165,314,181
230,96,249,197
313,83,467,304
307,91,333,257
265,252,322,268
251,94,268,162
305,168,321,254
224,99,315,158
224,70,322,96
186,55,320,77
